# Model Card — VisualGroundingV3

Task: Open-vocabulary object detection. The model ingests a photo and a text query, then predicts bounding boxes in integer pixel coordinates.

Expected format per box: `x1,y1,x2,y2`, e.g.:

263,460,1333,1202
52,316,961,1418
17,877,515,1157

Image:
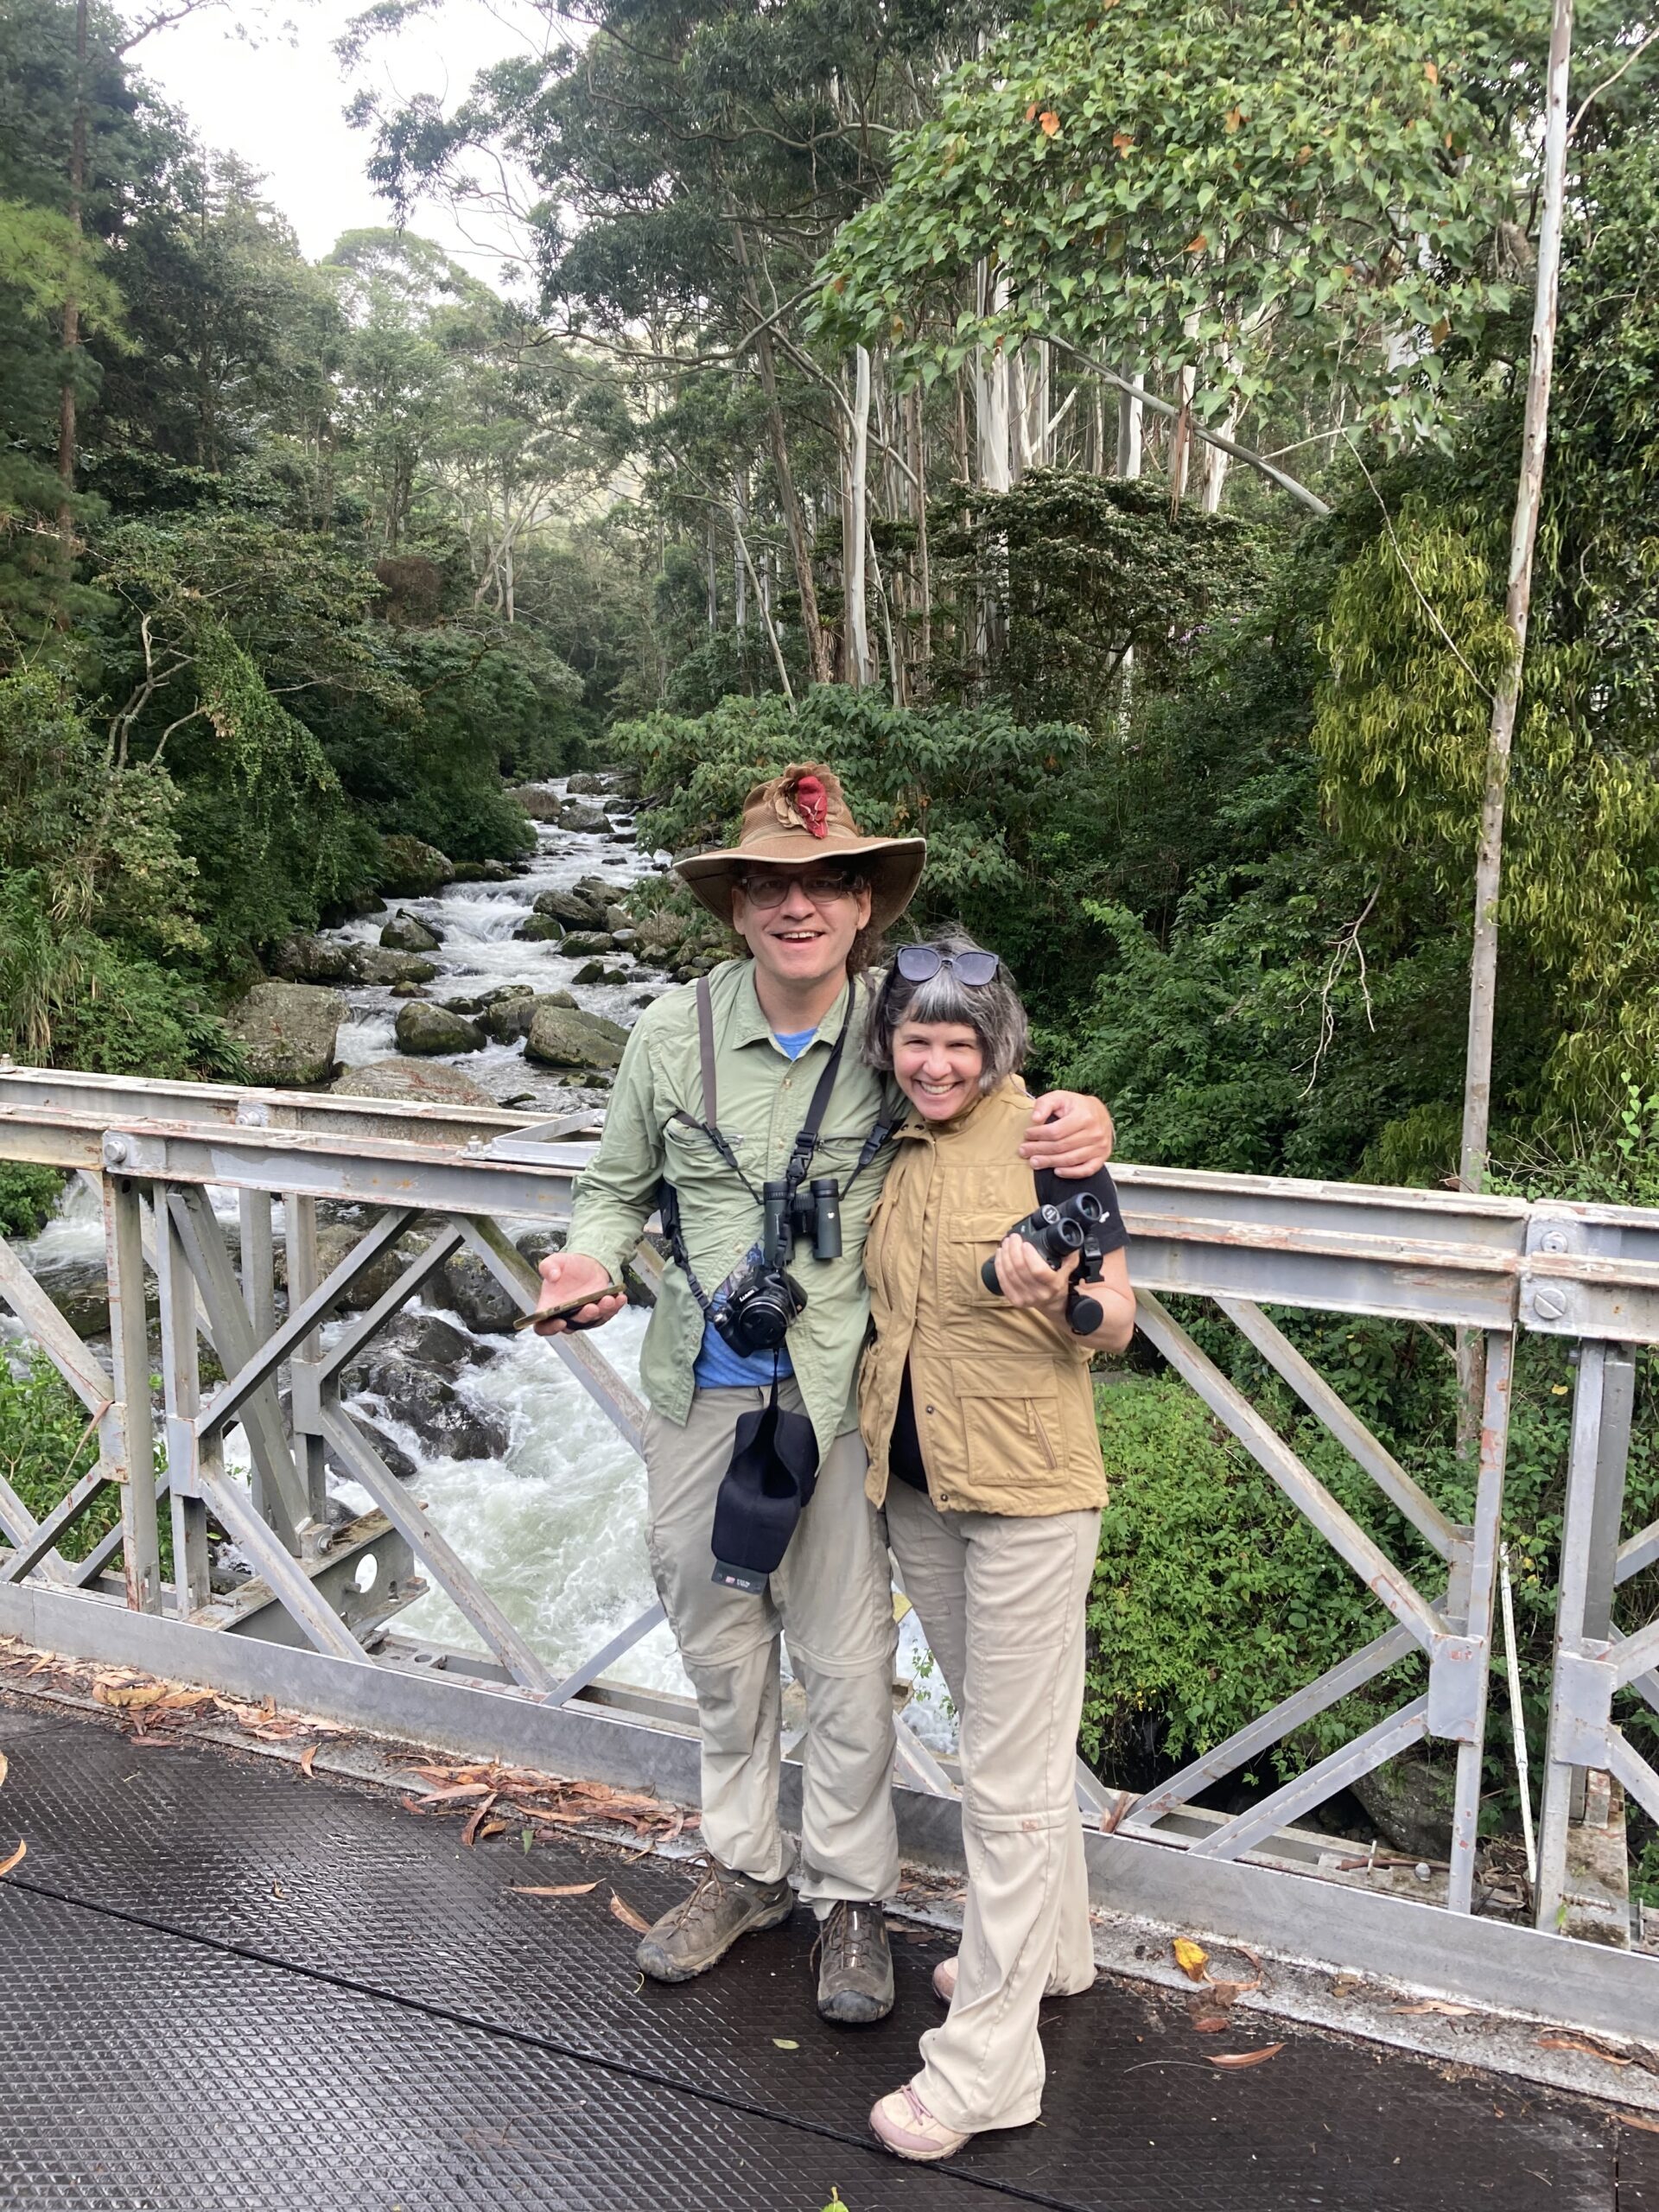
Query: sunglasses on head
894,944,1000,987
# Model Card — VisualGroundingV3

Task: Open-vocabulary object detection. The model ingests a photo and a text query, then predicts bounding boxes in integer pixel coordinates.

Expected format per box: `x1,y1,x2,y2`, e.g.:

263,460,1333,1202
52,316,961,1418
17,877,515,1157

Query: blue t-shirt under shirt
691,1025,820,1389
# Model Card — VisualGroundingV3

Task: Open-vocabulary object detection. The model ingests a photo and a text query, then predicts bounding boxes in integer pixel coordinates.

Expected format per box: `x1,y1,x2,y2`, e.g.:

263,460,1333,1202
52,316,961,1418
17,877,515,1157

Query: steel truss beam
3,1069,1659,1986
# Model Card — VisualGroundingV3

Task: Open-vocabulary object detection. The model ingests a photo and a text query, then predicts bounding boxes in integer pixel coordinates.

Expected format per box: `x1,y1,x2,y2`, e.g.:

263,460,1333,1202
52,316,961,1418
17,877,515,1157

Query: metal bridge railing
1,1064,1657,2020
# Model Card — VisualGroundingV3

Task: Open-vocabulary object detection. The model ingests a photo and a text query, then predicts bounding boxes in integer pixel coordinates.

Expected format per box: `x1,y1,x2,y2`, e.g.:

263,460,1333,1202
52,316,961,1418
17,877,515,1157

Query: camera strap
660,976,855,1315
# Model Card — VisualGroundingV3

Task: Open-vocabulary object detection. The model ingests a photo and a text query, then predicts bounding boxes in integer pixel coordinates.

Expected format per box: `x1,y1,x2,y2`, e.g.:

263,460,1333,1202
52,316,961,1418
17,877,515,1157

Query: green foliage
820,0,1523,444
0,1163,66,1240
917,472,1262,727
612,686,1126,1002
0,1354,116,1565
1085,1374,1387,1776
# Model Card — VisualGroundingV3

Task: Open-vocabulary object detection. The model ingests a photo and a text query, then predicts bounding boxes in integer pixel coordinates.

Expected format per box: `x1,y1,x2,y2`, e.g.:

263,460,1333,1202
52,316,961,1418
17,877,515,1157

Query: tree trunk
974,264,1012,492
909,384,931,676
735,224,830,684
842,346,876,688
1116,381,1143,479
1457,0,1575,1443
56,0,89,567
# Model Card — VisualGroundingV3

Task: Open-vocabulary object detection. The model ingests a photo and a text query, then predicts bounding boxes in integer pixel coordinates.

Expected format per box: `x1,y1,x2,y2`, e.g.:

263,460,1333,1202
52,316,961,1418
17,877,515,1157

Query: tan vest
859,1077,1108,1516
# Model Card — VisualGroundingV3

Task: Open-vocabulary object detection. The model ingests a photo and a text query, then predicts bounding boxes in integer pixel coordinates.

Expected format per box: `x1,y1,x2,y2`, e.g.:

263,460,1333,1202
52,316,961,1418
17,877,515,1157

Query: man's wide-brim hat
675,763,926,935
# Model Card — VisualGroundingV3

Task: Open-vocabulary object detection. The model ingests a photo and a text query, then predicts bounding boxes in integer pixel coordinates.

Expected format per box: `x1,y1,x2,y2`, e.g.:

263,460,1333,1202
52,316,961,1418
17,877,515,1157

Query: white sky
124,1,546,278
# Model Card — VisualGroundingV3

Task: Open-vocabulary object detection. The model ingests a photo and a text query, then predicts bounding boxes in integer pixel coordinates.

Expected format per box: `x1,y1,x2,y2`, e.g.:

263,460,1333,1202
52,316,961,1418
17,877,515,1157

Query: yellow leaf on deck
1173,1937,1209,1981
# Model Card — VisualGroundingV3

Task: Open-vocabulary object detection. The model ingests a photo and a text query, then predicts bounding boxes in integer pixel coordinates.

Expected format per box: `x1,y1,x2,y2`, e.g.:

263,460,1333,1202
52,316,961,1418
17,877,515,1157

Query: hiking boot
816,1900,894,2024
635,1856,794,1984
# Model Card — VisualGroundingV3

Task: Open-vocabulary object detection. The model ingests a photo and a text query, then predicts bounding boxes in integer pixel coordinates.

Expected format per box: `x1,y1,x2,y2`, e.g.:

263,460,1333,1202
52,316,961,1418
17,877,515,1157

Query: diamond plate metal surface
0,1697,1624,2211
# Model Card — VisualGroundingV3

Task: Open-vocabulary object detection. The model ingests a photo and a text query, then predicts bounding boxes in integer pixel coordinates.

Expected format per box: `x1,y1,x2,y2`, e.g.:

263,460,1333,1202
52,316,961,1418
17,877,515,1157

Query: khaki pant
886,1479,1100,2133
644,1382,899,1909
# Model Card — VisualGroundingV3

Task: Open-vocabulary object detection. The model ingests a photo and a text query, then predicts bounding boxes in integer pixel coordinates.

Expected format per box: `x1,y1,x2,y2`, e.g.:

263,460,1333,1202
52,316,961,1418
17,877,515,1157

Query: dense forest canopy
10,0,1659,1860
2,0,1657,1200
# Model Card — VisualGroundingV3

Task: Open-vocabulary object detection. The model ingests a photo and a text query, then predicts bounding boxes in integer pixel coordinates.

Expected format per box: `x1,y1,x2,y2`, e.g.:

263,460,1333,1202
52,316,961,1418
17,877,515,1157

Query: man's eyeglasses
737,872,859,910
894,944,1000,986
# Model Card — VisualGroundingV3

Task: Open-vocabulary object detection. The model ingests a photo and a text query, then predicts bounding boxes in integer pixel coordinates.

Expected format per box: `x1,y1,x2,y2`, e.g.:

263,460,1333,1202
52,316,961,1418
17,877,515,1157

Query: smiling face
730,865,873,997
892,1020,987,1122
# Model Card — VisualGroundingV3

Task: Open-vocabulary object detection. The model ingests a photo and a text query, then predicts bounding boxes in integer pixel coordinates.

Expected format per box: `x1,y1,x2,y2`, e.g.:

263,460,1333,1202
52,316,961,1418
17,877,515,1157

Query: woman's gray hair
863,933,1028,1091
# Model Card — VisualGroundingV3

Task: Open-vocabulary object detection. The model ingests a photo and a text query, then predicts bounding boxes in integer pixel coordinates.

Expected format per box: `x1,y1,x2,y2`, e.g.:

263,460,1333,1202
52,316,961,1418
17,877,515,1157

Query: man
533,763,1113,2024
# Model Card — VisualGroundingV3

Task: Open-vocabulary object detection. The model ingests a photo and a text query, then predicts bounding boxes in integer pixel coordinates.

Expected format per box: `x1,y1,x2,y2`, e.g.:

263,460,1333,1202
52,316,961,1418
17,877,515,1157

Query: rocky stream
12,772,946,1733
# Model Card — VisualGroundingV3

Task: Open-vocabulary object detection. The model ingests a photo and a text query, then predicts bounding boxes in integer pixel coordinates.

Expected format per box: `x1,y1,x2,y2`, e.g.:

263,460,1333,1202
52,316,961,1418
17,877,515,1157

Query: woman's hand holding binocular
990,1232,1079,1317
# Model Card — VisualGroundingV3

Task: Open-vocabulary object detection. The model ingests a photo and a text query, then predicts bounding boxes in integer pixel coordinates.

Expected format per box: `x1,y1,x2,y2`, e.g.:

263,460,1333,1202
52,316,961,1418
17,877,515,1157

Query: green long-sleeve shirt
563,958,900,1459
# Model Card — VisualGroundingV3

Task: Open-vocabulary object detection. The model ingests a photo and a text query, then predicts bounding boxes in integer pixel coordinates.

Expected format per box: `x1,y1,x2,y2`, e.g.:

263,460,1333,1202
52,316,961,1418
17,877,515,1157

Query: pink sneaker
869,2082,972,2163
931,1952,1096,2004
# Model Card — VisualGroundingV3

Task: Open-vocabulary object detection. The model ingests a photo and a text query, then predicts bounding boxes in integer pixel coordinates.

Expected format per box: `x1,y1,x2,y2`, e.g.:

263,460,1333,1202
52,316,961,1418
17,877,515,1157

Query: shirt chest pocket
662,1116,750,1196
949,1357,1065,1486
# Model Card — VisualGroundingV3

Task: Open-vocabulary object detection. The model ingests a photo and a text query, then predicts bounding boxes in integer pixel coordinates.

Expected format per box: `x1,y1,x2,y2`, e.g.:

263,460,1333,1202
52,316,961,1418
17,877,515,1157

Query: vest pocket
950,1211,1022,1306
950,1358,1066,1491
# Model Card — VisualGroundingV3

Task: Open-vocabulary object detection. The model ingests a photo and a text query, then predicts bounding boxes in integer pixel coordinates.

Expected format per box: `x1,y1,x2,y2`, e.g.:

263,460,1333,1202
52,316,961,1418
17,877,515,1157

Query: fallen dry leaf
95,1682,165,1710
1173,1937,1210,1981
416,1781,494,1805
1537,2034,1634,2067
461,1793,500,1848
476,1820,507,1843
1619,2113,1659,2137
1209,2044,1284,2069
298,1745,318,1779
0,1751,8,1789
0,1839,26,1878
773,2038,800,2050
509,1882,600,1898
609,1891,652,1935
1393,2000,1475,2018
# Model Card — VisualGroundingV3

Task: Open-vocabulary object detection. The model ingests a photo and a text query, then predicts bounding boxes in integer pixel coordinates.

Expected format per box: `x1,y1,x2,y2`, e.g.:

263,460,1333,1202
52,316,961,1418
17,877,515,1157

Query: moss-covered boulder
378,835,455,897
226,982,345,1087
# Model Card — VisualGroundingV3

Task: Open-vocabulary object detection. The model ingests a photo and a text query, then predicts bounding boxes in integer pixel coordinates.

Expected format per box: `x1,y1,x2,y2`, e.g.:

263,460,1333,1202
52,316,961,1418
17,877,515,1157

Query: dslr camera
981,1190,1109,1336
715,1175,842,1358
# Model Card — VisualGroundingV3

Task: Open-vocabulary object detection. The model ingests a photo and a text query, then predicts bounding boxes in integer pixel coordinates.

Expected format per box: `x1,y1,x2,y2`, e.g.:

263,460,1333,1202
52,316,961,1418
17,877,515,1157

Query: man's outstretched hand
531,1250,627,1334
1020,1090,1116,1178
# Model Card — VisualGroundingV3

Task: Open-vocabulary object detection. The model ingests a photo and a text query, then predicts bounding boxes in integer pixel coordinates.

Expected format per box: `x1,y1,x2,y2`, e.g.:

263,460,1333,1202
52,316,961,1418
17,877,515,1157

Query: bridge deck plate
0,1694,1643,2210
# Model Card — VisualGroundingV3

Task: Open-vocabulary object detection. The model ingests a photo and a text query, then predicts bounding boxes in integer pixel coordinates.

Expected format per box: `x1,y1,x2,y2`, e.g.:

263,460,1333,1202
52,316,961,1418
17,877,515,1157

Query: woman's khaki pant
644,1382,899,1910
886,1480,1100,2133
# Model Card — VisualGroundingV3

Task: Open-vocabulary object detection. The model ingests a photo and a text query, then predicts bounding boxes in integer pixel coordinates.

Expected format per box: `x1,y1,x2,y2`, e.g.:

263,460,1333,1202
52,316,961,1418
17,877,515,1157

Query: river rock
270,933,357,986
378,835,455,897
532,885,608,930
561,932,615,957
564,772,610,795
33,1253,113,1338
376,1309,484,1370
603,905,632,933
1351,1751,1459,1859
278,1222,434,1311
352,946,438,987
524,1003,627,1071
331,1058,497,1109
381,911,443,953
558,801,608,833
327,1410,419,1484
432,1250,519,1334
450,859,518,882
608,826,637,843
341,1350,509,1462
226,982,345,1088
632,911,688,963
514,913,565,943
576,874,627,899
479,989,561,1045
394,1002,486,1056
512,785,564,822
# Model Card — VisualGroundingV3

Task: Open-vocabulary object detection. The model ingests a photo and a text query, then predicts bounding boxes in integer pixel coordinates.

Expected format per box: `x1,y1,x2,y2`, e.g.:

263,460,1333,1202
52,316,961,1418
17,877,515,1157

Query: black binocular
981,1190,1109,1335
764,1176,842,1266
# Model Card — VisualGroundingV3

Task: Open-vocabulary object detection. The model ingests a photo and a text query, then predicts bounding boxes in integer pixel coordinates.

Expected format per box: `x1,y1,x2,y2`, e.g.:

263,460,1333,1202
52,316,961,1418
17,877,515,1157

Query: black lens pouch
710,1377,821,1594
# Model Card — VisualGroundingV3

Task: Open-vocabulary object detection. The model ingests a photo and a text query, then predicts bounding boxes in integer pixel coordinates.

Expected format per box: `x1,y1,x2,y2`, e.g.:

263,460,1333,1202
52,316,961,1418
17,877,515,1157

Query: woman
858,936,1135,2162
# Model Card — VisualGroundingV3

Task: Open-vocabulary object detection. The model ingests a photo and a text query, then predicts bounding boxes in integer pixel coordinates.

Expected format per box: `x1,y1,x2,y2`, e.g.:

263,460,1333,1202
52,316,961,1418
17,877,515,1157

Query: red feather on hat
791,772,829,838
